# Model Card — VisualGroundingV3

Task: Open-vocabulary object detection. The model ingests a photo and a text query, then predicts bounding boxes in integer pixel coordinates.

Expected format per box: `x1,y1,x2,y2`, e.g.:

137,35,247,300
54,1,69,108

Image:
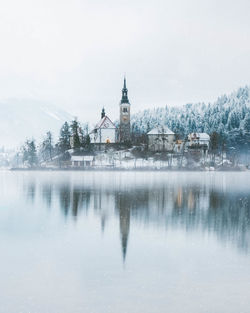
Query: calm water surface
0,171,250,313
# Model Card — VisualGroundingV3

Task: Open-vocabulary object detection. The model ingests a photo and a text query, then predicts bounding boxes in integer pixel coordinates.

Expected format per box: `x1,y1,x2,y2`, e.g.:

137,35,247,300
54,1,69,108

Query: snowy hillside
131,86,250,148
0,99,72,148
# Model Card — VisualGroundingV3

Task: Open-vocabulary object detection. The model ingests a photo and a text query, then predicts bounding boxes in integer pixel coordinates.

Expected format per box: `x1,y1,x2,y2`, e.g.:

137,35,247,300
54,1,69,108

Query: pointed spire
121,76,129,104
123,76,127,90
101,107,105,119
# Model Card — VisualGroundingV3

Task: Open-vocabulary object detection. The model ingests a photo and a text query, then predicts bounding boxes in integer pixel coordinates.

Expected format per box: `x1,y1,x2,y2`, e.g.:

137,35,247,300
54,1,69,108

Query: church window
123,107,128,113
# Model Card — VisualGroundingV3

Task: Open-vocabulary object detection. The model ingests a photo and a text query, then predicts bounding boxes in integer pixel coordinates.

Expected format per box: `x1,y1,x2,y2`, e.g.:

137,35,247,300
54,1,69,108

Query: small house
188,133,210,149
71,155,94,167
147,126,175,151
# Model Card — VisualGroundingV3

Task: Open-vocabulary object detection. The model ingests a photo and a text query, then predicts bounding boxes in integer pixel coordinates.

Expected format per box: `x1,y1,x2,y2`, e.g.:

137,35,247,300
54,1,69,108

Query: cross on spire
121,76,129,104
101,107,105,118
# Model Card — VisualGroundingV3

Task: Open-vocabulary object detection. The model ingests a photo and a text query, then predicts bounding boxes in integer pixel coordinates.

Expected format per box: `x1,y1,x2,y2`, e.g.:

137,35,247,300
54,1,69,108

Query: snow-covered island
9,129,248,172
7,84,250,171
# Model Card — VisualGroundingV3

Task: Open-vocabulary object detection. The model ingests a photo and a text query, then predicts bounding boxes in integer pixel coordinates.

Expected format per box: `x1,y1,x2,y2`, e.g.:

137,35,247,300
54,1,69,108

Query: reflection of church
89,77,131,144
32,176,250,262
93,189,131,262
116,193,130,262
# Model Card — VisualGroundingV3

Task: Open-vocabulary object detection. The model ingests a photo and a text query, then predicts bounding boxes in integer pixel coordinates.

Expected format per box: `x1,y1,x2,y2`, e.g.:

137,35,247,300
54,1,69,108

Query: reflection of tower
119,77,131,142
119,207,130,262
115,191,131,262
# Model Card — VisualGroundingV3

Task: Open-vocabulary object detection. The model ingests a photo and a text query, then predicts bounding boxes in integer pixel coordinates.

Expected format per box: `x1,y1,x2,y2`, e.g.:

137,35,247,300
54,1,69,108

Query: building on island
88,77,131,146
89,108,117,144
147,126,175,151
174,139,185,154
187,133,210,149
71,154,95,167
119,77,131,143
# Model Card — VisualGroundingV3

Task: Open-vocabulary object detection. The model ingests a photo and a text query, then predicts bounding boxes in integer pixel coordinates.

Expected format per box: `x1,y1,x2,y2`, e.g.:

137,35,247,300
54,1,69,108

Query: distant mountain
131,86,250,148
0,99,72,148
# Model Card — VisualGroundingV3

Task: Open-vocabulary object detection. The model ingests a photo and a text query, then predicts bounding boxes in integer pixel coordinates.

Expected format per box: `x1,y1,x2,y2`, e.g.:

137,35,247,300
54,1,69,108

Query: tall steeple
119,76,131,142
101,107,105,119
121,77,130,104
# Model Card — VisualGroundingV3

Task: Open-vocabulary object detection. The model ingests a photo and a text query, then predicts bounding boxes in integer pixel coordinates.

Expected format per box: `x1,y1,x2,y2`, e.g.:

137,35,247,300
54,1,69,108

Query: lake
0,171,250,313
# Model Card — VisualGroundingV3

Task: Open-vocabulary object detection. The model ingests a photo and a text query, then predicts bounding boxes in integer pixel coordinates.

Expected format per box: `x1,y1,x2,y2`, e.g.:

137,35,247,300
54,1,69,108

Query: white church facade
89,108,117,144
89,78,131,145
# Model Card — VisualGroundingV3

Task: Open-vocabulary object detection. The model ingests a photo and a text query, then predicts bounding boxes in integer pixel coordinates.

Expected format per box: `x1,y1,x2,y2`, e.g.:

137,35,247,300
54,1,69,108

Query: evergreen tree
210,132,220,163
40,131,53,161
243,113,250,133
59,122,71,153
70,119,81,149
130,86,250,151
85,134,91,146
242,113,250,151
22,139,38,167
82,134,91,150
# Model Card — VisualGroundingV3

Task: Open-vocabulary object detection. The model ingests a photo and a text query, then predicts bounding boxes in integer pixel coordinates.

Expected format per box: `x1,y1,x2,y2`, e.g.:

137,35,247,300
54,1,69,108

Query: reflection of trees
42,184,52,208
72,190,81,217
206,191,250,252
25,177,250,258
112,184,250,254
169,187,250,252
93,190,114,232
25,180,36,202
59,185,71,216
41,183,91,218
73,189,91,217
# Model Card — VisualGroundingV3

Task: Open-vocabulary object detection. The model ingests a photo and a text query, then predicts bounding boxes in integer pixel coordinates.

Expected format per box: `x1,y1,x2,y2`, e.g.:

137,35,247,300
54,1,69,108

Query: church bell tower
119,77,131,142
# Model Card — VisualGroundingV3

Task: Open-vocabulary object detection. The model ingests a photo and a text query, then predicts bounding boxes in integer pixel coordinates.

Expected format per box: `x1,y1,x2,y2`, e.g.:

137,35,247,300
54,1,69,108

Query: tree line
19,119,90,167
131,86,250,154
16,86,250,167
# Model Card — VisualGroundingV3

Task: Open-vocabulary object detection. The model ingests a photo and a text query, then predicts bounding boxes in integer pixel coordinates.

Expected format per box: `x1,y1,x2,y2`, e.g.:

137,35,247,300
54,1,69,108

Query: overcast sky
0,0,250,123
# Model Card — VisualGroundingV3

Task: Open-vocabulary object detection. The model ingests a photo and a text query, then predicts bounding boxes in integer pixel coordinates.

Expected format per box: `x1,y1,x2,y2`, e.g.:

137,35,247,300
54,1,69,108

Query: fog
0,0,249,122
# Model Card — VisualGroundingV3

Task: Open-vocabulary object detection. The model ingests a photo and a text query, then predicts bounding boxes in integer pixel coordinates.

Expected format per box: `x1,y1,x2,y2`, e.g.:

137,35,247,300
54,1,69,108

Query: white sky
0,0,250,123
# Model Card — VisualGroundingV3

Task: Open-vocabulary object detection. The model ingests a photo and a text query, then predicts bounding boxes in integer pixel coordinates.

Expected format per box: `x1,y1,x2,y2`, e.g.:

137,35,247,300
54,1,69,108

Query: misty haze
1,171,250,313
1,0,250,312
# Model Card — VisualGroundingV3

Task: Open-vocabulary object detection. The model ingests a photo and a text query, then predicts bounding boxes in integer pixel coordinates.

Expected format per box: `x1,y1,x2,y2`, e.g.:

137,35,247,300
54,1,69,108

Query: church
89,108,117,144
119,77,131,143
89,77,131,145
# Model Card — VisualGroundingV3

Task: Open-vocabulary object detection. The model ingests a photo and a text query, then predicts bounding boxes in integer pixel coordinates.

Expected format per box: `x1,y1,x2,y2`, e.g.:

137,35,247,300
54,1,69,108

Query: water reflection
59,184,71,216
116,193,131,261
42,184,53,208
25,173,250,259
25,180,36,203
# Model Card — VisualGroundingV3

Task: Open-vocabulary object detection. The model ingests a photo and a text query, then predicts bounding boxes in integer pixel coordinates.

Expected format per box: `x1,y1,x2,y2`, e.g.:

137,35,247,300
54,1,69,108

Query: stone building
147,126,175,151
